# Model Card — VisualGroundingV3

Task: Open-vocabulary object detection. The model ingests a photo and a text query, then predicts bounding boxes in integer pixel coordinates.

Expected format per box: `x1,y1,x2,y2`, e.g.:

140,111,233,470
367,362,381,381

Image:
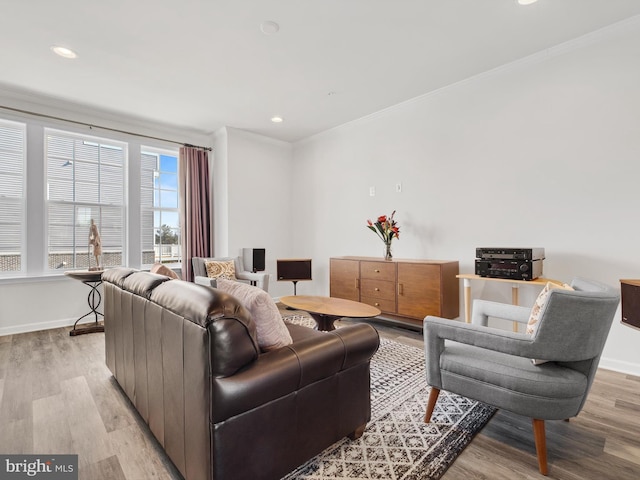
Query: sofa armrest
212,323,379,423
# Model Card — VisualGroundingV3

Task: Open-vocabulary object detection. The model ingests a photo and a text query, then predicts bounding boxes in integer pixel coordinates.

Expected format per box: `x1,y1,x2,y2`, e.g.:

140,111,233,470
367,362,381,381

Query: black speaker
621,280,640,330
277,259,312,281
242,248,266,272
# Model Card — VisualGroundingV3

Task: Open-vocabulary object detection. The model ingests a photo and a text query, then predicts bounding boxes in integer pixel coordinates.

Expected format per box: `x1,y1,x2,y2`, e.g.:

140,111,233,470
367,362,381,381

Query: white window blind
140,147,180,266
0,119,26,274
46,129,126,270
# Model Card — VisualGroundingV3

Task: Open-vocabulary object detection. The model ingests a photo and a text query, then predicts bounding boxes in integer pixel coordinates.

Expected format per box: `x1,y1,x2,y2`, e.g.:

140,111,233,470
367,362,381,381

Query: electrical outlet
369,186,376,196
396,183,402,193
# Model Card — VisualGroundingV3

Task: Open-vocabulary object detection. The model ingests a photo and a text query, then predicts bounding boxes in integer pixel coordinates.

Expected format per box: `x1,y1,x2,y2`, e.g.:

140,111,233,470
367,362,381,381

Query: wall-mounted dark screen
277,259,312,281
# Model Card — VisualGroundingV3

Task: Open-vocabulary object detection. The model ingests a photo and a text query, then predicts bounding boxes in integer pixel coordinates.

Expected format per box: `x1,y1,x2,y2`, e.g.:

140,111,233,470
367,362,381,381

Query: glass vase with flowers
366,211,400,260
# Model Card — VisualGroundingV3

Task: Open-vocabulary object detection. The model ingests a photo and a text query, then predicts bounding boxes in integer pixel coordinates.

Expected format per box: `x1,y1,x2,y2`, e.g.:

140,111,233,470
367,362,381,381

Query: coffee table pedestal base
309,313,340,332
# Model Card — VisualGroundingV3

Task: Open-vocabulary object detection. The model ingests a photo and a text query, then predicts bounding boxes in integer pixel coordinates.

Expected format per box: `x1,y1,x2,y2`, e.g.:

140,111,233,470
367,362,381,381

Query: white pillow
215,278,293,352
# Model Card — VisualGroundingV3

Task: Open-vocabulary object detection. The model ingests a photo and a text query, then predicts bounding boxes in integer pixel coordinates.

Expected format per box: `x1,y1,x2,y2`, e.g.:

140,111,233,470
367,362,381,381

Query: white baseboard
598,356,640,378
0,317,98,336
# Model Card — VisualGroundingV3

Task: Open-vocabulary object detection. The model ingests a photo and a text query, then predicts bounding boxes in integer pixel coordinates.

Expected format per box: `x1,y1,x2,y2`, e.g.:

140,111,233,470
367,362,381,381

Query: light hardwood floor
0,321,638,480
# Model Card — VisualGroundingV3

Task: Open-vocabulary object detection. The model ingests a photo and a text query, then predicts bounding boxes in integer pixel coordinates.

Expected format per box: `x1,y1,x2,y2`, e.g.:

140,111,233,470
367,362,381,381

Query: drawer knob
374,287,380,291
374,269,380,273
375,302,380,306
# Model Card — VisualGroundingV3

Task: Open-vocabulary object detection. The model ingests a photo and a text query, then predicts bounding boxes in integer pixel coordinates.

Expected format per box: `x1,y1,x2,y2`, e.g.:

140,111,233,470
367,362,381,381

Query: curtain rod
0,104,212,151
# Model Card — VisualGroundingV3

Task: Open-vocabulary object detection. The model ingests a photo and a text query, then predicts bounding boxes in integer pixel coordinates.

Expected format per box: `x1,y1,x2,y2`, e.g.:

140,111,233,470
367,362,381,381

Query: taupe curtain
179,146,211,282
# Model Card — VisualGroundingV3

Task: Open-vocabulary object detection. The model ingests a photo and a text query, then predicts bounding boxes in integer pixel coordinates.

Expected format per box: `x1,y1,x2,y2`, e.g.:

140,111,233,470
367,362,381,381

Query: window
0,119,26,274
140,148,180,265
46,129,126,270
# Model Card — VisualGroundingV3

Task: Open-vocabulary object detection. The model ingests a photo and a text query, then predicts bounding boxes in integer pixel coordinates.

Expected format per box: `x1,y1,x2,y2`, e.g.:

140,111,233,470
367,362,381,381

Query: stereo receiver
476,247,545,261
475,259,543,281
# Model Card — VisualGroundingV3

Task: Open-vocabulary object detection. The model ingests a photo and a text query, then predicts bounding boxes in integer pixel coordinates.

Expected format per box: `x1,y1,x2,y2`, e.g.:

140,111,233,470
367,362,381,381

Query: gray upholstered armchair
423,277,619,475
192,256,270,292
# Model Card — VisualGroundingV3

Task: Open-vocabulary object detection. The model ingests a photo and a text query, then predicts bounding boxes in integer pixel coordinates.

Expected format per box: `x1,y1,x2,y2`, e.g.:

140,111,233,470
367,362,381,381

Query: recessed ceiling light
517,0,539,5
260,21,280,35
271,116,284,123
51,46,78,59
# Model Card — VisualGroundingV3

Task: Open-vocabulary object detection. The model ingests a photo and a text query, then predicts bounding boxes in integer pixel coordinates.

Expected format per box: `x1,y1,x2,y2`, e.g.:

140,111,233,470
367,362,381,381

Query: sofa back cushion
103,269,260,378
150,279,260,377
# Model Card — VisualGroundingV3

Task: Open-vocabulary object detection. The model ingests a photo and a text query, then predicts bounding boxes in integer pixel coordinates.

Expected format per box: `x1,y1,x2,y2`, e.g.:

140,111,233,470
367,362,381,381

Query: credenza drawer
360,279,395,300
360,261,395,281
360,295,396,313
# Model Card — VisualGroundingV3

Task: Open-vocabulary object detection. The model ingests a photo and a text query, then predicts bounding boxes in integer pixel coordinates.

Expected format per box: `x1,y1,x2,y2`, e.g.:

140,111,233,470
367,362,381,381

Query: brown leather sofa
102,268,380,480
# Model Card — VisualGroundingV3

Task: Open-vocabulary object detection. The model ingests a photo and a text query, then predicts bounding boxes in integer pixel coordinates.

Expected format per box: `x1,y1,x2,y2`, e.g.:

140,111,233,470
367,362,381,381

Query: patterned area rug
280,310,496,480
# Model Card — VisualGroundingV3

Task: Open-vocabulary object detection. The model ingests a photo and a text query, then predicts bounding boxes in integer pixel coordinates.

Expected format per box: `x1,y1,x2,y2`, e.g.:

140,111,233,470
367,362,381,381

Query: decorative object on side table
366,210,400,260
88,218,103,271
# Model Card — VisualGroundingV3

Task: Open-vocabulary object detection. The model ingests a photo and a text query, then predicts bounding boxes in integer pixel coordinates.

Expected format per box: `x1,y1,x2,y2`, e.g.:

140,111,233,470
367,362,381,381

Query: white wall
291,20,640,375
213,127,295,298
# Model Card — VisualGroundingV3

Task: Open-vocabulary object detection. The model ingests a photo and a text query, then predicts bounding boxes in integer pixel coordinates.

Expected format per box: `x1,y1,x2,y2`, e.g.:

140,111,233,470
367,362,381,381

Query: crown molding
0,82,213,147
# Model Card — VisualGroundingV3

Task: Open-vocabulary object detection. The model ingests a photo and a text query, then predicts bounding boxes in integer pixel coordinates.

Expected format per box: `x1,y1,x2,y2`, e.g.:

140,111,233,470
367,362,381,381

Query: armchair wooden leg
532,419,549,476
424,387,440,423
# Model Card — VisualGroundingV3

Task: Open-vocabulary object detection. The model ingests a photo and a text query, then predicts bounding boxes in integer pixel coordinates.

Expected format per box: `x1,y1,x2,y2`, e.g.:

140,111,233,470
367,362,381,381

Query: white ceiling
1,0,640,143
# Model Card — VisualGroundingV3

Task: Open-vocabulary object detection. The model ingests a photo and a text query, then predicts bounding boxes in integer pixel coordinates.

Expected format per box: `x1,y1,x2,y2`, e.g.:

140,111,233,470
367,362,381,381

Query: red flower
366,211,401,245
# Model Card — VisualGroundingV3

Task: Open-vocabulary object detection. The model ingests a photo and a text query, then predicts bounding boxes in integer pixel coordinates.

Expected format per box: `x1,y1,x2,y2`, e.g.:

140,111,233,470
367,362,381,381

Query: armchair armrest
424,316,542,389
425,316,538,359
194,275,217,287
471,299,531,326
235,271,270,292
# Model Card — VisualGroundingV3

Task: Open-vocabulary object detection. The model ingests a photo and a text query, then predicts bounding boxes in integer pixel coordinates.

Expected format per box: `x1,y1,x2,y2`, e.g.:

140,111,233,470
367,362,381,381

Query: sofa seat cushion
216,278,293,352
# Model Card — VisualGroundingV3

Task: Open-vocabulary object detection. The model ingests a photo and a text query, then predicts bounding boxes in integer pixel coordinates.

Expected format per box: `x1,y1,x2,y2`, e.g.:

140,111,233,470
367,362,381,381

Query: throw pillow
205,259,237,280
150,262,181,280
215,278,293,352
527,281,574,365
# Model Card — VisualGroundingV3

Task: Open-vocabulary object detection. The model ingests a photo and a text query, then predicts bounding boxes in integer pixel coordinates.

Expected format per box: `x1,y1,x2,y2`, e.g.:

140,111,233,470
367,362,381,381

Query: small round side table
64,269,104,336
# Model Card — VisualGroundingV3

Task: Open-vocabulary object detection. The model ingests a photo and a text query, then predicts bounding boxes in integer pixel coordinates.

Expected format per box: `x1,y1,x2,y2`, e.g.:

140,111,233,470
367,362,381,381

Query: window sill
0,273,70,285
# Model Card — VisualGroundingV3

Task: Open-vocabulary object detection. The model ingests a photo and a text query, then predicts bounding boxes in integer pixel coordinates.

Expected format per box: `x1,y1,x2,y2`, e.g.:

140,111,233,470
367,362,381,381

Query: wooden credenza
330,256,459,327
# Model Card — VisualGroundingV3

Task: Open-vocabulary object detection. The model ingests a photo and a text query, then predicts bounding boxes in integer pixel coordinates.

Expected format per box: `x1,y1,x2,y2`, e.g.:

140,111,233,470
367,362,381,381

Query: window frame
140,146,181,268
45,128,128,272
0,118,27,276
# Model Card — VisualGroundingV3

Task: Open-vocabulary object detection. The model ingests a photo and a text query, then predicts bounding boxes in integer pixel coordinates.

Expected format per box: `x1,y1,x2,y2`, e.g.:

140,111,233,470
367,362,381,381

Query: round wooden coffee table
280,295,381,331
